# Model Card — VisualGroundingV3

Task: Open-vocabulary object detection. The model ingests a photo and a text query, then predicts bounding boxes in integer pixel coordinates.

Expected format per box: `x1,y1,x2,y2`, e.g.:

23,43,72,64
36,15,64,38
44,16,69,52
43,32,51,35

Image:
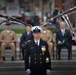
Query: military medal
10,33,13,35
41,46,46,55
46,57,49,63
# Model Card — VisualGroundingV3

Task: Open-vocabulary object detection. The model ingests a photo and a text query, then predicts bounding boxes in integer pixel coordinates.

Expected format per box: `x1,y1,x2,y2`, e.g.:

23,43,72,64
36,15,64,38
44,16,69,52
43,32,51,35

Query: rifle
0,14,28,26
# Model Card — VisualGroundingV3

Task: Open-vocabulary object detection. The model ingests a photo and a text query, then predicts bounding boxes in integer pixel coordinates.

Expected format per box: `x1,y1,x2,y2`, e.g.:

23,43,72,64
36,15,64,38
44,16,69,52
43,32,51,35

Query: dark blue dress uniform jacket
25,39,51,75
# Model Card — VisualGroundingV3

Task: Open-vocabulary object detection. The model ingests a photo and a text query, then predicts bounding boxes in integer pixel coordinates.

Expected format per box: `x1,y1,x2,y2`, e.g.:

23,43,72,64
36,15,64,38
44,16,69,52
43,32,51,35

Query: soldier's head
26,24,32,32
32,26,42,39
60,21,66,29
5,22,11,30
41,22,48,31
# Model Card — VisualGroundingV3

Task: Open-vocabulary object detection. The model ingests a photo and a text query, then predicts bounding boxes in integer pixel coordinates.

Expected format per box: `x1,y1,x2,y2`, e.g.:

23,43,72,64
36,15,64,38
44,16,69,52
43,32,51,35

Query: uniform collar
6,29,11,33
42,30,47,33
34,39,40,46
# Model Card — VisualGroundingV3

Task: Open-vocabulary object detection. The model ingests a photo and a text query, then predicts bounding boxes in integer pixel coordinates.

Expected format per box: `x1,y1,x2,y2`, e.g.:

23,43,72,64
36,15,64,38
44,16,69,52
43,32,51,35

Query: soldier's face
6,26,10,29
33,32,41,39
42,26,47,30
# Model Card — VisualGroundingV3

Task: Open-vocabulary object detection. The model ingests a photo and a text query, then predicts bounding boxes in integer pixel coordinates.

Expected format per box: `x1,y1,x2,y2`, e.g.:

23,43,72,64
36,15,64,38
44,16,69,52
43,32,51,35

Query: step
0,61,25,71
0,60,76,71
1,56,76,61
0,71,26,75
5,48,76,53
52,60,76,70
0,61,24,66
0,70,76,75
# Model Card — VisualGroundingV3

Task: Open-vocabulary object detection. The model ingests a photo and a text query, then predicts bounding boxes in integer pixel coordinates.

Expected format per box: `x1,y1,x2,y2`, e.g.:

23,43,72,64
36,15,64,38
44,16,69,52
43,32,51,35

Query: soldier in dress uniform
0,22,16,61
25,26,51,75
40,22,53,55
0,43,4,63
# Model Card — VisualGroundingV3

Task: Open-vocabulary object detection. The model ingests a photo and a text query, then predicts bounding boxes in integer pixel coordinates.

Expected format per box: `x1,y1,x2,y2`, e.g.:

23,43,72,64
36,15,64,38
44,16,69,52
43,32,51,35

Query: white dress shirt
35,40,40,46
61,29,65,36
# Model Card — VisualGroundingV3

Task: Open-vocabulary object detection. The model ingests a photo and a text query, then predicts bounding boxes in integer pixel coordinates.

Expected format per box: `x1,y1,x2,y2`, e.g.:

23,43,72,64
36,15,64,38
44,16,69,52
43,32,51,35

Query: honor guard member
0,22,16,61
25,26,51,75
40,22,53,55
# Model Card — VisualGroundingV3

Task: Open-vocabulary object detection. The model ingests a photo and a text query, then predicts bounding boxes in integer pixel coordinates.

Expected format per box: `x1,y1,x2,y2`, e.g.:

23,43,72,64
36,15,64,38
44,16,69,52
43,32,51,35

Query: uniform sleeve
0,32,3,40
49,30,53,39
31,33,34,40
45,42,51,70
0,34,1,40
24,43,30,70
13,32,17,40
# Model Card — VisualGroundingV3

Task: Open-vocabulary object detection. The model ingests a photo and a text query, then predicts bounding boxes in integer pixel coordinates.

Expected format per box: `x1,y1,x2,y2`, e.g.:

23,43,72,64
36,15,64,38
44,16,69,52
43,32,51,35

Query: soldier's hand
10,40,13,43
2,40,7,43
4,41,10,44
47,41,49,44
26,69,31,74
46,69,51,74
6,42,10,45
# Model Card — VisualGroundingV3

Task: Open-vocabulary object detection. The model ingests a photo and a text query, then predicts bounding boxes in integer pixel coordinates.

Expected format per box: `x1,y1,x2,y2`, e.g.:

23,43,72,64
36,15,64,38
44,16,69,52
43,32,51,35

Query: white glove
26,69,31,74
51,18,53,21
46,69,51,74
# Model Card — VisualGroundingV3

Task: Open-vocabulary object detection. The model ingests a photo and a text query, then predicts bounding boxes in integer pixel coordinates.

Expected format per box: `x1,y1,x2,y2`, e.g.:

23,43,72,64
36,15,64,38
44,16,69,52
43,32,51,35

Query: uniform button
35,54,36,56
35,58,36,59
35,62,36,64
40,62,42,64
40,58,42,59
40,54,42,55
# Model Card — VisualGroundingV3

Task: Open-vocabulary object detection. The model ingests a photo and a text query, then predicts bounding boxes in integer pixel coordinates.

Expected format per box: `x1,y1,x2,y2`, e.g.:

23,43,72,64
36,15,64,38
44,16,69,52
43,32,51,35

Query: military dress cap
40,22,49,26
31,26,42,33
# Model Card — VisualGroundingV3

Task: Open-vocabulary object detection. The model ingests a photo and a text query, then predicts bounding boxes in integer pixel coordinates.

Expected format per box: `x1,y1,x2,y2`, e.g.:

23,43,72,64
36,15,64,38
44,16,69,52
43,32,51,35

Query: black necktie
36,41,38,46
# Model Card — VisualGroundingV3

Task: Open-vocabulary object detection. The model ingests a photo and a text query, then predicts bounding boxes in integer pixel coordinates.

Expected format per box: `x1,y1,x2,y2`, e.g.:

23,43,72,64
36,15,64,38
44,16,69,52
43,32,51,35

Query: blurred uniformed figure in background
0,38,4,63
40,22,53,55
0,22,16,61
25,26,51,75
